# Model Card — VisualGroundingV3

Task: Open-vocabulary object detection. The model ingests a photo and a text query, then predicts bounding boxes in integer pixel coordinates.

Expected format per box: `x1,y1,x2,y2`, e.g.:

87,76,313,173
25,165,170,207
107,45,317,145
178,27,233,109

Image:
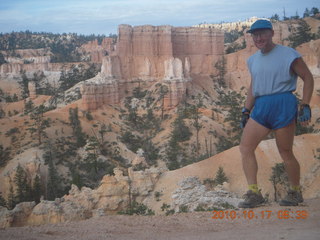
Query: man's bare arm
291,57,314,105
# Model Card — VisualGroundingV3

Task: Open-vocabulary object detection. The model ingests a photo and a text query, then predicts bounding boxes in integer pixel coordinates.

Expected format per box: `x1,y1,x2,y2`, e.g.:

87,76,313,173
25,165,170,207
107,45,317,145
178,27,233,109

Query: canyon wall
81,24,224,110
78,37,115,63
115,25,224,79
1,48,51,64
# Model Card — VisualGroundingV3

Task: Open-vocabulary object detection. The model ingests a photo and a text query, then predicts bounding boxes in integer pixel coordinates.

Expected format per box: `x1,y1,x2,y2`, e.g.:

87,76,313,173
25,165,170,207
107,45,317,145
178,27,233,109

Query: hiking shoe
238,190,265,208
279,190,303,206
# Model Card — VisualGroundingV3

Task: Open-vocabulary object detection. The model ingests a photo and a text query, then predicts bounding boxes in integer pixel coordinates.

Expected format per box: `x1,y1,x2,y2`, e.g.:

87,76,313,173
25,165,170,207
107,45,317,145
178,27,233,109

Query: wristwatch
242,107,251,114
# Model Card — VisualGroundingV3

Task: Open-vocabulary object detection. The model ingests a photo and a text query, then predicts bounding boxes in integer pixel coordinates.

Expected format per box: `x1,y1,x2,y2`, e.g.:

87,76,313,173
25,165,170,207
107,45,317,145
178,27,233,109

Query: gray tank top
247,44,301,97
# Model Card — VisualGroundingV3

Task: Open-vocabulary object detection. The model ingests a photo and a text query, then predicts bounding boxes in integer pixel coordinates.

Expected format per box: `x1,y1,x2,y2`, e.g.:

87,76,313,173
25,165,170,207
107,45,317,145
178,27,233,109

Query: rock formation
78,38,115,63
0,167,161,228
132,149,148,167
1,48,52,64
171,177,241,212
81,24,224,110
0,48,51,76
163,79,189,109
161,57,190,108
296,39,320,76
28,81,37,99
81,77,120,110
193,17,258,31
80,55,122,109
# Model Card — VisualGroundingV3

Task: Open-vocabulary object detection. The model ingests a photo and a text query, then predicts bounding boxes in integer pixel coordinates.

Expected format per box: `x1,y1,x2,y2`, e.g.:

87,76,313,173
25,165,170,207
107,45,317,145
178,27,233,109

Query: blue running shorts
251,92,298,130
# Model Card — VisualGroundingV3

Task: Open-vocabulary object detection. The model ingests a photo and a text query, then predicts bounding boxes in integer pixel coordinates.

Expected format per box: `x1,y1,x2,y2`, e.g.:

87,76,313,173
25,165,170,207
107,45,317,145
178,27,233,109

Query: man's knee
239,143,255,157
278,147,294,160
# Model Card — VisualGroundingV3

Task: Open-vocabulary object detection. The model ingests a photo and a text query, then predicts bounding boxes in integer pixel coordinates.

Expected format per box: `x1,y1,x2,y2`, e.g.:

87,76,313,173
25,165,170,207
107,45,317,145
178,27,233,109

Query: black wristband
300,104,310,109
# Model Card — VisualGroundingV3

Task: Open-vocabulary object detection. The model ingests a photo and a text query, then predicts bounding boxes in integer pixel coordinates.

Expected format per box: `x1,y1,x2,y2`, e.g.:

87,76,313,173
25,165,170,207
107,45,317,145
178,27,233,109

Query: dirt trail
1,198,319,240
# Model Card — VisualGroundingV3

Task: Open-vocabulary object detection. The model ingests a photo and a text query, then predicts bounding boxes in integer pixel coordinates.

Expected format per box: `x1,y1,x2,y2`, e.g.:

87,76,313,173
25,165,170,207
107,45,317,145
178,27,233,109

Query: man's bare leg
239,118,271,185
238,118,271,208
275,121,300,187
275,121,303,206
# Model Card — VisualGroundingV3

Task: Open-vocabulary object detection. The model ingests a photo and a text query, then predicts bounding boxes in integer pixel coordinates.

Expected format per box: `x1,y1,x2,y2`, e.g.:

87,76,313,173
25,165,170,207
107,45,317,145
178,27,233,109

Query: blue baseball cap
247,19,273,33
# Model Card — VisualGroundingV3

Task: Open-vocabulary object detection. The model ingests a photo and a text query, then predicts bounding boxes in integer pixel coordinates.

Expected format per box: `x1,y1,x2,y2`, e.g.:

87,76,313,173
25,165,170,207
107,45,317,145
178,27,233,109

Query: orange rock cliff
80,25,224,110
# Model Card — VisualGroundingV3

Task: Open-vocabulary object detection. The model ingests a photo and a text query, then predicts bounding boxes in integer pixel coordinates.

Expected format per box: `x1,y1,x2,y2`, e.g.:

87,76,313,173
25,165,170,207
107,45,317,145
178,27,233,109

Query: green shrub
154,191,162,201
5,127,20,136
118,201,155,216
160,203,175,215
178,205,189,213
194,204,207,212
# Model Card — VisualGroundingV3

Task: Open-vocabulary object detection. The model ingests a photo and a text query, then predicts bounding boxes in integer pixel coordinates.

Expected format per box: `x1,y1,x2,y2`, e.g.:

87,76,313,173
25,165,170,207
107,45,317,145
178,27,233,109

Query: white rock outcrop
171,177,242,212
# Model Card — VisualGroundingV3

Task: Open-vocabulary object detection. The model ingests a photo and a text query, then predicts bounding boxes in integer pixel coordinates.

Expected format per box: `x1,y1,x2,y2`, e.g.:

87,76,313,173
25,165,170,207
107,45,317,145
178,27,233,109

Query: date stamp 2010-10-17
211,210,308,220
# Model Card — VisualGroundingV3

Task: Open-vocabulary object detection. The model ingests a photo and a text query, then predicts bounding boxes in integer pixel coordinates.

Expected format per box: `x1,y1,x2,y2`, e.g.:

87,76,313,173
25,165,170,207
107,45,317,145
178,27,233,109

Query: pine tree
0,52,7,65
215,89,245,153
20,71,30,99
14,164,28,203
142,137,159,165
165,112,192,170
144,108,157,130
214,56,226,88
69,107,86,147
215,135,235,154
165,137,181,170
190,97,203,157
288,20,314,48
98,123,107,144
84,136,100,175
291,11,300,20
303,8,311,18
70,169,83,189
269,163,289,201
32,175,42,203
24,99,34,115
171,114,192,142
159,84,169,120
0,144,10,167
0,192,6,207
46,153,61,200
270,14,280,21
310,7,319,16
214,167,229,185
29,104,50,145
7,185,16,210
128,107,138,126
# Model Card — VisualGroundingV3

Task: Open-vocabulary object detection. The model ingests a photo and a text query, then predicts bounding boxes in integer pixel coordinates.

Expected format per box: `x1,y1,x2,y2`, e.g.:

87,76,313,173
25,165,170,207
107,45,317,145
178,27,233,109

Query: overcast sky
0,0,318,35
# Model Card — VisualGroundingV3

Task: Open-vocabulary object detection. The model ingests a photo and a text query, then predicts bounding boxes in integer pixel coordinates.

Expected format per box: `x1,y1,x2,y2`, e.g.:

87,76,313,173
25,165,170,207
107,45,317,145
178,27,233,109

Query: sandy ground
1,198,319,240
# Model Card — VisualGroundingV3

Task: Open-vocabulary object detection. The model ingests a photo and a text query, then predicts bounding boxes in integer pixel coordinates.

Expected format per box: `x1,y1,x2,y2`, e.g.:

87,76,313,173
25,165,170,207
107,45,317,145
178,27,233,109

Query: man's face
251,29,274,50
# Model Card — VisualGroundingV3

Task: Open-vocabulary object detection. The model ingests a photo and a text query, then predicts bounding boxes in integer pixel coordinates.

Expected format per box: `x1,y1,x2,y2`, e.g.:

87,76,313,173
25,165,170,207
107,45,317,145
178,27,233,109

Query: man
238,19,314,208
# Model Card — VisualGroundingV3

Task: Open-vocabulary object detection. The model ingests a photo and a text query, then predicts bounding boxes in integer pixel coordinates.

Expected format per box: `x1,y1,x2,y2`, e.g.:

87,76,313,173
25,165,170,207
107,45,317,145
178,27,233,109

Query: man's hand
240,108,250,129
298,104,311,126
